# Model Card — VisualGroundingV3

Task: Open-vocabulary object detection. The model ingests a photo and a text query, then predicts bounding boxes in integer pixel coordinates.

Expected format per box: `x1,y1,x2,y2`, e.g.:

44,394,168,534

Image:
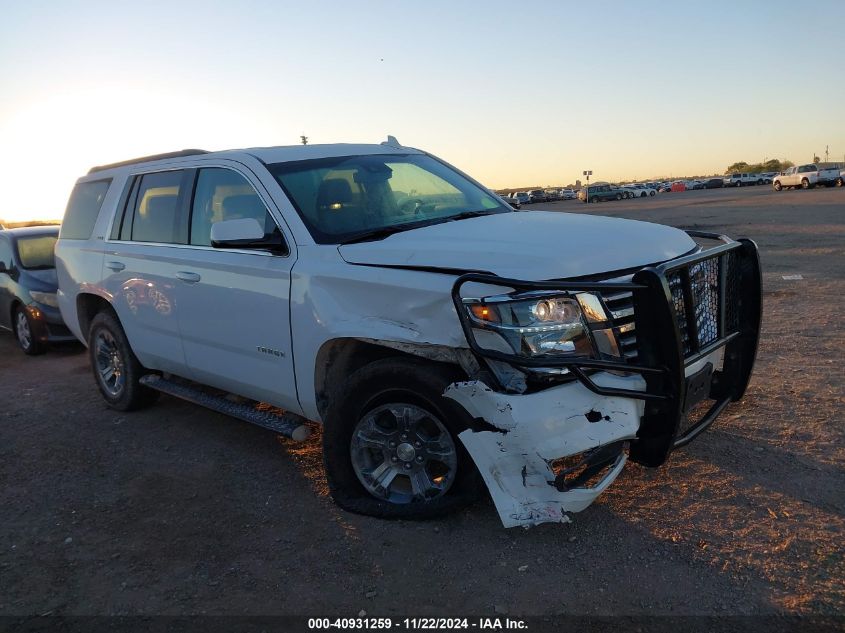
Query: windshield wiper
444,209,500,222
339,219,435,245
338,210,502,245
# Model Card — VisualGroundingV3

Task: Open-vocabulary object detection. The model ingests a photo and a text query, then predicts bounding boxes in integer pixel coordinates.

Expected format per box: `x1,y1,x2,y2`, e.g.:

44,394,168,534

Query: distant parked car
670,181,687,192
0,226,75,354
623,184,655,198
772,164,820,190
512,192,530,205
579,183,623,202
702,178,724,189
528,190,547,204
723,173,758,187
495,192,521,210
560,189,577,200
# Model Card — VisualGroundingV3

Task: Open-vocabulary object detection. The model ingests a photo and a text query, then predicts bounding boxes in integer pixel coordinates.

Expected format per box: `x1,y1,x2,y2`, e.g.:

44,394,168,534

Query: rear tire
773,181,782,191
87,312,159,411
801,178,810,189
323,357,482,520
14,305,45,355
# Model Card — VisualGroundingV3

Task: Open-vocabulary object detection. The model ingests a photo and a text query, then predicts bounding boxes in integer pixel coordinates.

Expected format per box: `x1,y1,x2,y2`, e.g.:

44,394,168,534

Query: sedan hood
22,267,58,289
338,211,697,279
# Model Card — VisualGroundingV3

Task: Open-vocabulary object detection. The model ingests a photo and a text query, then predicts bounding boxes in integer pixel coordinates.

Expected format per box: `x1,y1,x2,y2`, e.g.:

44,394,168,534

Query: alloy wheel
15,311,32,350
350,403,458,504
94,329,125,397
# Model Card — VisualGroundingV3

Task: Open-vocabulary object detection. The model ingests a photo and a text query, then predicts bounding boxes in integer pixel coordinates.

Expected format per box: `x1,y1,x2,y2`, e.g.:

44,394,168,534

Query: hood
338,211,697,279
21,267,58,289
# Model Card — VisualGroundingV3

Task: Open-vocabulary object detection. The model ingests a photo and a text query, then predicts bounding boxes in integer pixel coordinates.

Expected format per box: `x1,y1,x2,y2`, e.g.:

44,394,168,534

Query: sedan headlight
30,291,59,308
464,292,601,358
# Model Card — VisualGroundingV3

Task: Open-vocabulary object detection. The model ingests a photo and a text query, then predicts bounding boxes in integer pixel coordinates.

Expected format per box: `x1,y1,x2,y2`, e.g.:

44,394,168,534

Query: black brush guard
451,231,762,467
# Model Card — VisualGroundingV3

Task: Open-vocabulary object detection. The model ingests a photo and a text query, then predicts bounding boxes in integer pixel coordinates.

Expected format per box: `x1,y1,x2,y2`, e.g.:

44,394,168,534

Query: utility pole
825,145,829,162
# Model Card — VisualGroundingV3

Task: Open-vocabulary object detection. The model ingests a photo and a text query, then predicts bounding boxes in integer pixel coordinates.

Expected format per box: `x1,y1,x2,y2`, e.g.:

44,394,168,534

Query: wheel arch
313,338,469,423
76,293,118,344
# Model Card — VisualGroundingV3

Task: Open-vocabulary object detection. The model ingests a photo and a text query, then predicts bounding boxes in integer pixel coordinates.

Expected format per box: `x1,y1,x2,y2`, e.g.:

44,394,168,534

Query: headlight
30,291,58,308
464,292,601,358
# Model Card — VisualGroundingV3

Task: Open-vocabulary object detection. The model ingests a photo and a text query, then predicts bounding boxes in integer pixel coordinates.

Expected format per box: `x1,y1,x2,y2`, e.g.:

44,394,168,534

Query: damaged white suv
55,139,761,528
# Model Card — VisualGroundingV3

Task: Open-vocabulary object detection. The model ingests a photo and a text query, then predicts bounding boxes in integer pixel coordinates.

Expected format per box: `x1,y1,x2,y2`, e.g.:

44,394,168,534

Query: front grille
602,250,741,362
602,290,638,362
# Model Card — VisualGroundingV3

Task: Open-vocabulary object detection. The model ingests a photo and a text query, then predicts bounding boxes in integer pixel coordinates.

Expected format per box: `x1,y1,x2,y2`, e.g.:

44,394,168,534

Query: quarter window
60,179,112,240
189,168,283,250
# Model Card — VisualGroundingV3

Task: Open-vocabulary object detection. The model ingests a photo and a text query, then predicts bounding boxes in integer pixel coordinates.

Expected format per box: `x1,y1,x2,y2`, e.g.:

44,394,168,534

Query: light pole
583,170,592,202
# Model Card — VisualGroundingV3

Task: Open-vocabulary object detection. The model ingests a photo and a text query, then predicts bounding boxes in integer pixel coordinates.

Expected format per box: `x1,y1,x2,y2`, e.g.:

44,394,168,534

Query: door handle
105,261,125,272
175,271,201,283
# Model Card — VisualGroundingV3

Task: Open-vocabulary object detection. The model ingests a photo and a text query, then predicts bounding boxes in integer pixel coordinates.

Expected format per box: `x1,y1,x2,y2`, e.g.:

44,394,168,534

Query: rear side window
127,171,188,244
60,179,111,240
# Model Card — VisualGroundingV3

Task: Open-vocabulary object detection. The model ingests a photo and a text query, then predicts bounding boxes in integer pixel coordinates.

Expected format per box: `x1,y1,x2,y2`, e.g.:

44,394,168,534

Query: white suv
56,139,762,528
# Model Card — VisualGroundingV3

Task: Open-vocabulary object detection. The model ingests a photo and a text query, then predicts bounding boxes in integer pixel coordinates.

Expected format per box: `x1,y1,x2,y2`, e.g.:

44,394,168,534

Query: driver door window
190,168,285,251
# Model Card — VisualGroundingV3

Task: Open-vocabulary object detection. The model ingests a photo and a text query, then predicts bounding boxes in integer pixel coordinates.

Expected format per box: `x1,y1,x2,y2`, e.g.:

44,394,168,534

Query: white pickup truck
55,139,762,528
772,164,840,190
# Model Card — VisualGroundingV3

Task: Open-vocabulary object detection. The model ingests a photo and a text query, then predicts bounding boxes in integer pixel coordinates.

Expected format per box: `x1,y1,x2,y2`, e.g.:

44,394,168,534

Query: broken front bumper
448,232,762,527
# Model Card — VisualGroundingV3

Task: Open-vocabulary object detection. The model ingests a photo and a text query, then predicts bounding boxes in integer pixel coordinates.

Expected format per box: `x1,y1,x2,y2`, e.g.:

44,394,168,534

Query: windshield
16,234,57,269
268,154,511,244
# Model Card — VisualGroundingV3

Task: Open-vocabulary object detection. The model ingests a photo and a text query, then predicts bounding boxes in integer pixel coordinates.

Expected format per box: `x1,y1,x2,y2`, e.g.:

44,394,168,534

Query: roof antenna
382,135,401,148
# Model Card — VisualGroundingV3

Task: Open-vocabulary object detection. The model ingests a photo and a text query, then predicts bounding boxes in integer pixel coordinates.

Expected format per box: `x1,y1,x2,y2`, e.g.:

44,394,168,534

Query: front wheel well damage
313,338,468,421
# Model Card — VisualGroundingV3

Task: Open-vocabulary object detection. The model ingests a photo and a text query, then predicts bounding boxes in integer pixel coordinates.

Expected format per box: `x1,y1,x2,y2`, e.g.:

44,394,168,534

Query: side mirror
210,219,288,255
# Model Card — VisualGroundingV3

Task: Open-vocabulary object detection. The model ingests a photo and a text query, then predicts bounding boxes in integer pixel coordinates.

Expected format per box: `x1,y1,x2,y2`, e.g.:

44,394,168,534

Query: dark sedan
702,178,724,189
0,226,75,354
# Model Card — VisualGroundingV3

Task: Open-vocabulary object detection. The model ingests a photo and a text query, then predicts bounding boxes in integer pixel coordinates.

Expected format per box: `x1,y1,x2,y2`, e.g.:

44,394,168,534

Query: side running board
139,375,311,442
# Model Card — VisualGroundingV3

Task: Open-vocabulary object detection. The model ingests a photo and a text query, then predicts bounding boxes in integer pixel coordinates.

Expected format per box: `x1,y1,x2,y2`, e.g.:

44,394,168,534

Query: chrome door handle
175,271,201,283
105,261,125,272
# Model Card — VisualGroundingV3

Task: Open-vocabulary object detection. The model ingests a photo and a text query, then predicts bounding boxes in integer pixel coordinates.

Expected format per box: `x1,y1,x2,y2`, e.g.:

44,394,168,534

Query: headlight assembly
30,291,59,308
464,292,600,359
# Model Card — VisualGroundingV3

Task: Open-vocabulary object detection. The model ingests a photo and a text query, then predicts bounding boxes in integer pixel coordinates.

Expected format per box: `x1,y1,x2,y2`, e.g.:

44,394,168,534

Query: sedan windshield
268,154,511,244
16,235,57,269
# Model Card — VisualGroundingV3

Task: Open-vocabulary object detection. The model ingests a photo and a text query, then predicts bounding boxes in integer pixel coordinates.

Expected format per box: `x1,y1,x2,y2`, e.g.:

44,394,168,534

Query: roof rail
87,149,209,174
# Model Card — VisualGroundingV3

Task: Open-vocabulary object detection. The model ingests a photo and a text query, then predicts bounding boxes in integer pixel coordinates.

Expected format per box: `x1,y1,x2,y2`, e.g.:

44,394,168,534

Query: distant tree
727,158,793,174
726,162,750,174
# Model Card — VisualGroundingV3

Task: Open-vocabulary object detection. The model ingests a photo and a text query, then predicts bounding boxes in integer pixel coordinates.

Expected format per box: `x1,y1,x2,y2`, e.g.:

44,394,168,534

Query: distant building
575,179,581,189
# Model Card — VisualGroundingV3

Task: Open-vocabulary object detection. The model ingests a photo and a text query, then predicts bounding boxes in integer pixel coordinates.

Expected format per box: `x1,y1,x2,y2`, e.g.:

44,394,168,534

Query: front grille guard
451,231,762,465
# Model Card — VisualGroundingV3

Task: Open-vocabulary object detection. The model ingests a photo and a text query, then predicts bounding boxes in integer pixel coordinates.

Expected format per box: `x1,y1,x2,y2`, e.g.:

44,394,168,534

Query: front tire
14,306,45,355
323,357,482,520
87,312,159,411
773,181,782,191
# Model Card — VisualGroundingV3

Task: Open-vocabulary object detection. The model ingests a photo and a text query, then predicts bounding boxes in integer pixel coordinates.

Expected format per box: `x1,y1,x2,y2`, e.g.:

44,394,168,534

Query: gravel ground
1,185,843,622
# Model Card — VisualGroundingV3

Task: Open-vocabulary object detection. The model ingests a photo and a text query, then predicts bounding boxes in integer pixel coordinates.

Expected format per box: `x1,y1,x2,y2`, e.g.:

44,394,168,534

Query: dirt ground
1,186,843,622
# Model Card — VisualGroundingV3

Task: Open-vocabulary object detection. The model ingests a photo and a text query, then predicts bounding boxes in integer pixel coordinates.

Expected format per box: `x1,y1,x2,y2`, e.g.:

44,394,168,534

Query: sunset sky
1,0,843,222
